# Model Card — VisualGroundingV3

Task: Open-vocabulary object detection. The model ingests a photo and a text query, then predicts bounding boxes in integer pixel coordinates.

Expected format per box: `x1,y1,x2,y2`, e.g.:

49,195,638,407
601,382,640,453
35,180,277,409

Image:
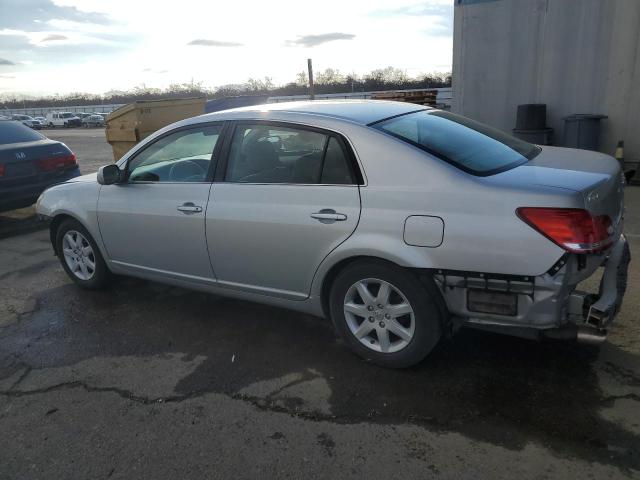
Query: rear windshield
373,110,540,176
0,121,45,145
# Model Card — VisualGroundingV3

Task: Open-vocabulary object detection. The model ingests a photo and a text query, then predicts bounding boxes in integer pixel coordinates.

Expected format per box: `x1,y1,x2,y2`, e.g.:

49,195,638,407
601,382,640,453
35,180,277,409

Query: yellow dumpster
105,97,206,160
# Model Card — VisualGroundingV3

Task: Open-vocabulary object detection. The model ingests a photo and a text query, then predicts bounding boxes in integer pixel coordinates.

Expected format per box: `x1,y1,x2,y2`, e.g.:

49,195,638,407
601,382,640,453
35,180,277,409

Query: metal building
452,0,640,167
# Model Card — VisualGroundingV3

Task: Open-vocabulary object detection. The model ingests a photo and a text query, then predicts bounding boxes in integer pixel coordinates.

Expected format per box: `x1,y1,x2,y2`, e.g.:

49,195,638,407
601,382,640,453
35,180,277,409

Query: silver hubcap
62,230,96,281
343,278,415,353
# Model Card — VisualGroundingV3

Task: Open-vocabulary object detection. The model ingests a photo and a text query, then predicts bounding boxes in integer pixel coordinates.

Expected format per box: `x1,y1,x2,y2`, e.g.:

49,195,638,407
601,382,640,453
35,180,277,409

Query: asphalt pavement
0,129,639,479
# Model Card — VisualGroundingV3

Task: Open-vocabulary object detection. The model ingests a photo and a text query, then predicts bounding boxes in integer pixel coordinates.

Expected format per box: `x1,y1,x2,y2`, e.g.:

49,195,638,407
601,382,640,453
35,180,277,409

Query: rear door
205,121,362,300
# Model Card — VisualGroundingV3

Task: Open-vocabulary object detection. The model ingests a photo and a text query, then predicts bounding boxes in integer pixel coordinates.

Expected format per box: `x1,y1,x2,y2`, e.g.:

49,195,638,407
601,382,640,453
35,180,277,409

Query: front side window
373,110,541,175
225,124,355,185
128,124,222,182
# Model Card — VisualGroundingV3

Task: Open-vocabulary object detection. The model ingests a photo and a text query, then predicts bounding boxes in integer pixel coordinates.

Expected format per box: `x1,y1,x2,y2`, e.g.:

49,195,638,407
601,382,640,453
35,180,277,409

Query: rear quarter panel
310,129,581,298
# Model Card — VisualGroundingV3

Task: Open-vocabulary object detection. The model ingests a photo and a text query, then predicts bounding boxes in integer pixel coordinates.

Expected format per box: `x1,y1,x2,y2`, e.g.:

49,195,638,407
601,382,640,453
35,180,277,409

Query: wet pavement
1,233,639,479
0,130,639,478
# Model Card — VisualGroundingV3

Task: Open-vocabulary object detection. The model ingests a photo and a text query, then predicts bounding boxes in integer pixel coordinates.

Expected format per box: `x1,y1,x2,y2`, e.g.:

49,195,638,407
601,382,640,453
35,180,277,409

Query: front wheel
329,260,443,368
55,219,111,289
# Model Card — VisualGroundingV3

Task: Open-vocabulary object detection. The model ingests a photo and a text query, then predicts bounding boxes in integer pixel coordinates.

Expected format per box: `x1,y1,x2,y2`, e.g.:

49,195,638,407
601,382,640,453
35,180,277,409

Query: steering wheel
168,160,208,182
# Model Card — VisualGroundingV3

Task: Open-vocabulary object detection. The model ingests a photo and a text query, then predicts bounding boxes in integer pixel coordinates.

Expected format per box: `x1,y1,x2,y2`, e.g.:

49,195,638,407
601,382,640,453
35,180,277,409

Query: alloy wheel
343,278,415,353
62,230,96,281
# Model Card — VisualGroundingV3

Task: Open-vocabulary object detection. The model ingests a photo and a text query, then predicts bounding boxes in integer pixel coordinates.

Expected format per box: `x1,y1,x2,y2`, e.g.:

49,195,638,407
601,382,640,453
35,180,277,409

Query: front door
98,123,223,282
206,122,362,299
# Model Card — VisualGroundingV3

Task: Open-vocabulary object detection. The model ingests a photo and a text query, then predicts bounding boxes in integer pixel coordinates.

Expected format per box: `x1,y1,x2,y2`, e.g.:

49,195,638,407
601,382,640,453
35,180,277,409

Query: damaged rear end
438,146,630,343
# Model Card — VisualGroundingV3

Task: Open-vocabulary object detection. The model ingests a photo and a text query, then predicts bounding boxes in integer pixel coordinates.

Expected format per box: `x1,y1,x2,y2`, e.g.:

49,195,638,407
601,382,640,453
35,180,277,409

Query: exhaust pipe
542,325,607,345
576,326,607,345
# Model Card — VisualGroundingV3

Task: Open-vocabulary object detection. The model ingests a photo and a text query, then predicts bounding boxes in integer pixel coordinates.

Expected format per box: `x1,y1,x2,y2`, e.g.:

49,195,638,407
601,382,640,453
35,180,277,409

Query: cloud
41,34,68,42
0,58,15,65
286,32,355,47
391,4,450,16
370,4,453,37
0,0,111,32
0,74,15,78
187,39,243,47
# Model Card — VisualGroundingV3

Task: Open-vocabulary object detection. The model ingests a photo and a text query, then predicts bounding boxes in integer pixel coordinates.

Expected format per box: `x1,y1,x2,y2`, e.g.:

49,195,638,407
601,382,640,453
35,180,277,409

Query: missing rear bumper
434,235,630,342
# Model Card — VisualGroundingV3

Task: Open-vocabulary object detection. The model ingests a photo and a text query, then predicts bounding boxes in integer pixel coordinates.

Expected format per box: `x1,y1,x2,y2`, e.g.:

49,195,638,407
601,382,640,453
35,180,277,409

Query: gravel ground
0,129,639,479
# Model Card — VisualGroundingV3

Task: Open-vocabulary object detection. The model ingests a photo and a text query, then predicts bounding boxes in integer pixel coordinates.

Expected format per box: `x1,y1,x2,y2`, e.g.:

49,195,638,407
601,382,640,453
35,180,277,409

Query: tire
329,260,442,368
55,219,111,290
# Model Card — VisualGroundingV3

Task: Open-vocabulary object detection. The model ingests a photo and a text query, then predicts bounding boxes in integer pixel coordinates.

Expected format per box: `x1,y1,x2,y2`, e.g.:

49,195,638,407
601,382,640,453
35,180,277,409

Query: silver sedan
36,100,629,367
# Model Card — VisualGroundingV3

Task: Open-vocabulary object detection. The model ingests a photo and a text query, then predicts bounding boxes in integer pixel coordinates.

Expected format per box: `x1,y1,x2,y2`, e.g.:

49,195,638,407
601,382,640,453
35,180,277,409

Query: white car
10,114,38,129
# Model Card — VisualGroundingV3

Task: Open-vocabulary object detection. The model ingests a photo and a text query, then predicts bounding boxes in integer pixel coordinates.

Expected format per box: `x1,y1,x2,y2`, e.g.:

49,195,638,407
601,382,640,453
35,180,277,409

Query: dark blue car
0,120,81,212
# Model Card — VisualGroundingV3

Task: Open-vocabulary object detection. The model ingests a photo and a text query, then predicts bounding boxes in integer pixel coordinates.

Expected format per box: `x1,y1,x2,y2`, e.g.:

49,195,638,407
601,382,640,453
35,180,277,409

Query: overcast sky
0,0,453,96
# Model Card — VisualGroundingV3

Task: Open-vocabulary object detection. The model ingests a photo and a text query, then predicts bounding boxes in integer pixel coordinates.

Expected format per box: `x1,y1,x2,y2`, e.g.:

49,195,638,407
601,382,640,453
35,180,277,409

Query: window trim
123,121,227,184
216,120,364,186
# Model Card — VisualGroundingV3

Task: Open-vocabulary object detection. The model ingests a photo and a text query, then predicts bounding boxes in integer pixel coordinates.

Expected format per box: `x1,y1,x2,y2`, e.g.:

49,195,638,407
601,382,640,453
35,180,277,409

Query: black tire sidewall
55,219,111,289
329,260,442,368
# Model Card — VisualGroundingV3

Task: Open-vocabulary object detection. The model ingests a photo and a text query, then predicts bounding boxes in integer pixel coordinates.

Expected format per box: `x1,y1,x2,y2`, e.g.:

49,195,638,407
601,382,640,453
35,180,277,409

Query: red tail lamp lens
36,153,77,172
516,207,613,253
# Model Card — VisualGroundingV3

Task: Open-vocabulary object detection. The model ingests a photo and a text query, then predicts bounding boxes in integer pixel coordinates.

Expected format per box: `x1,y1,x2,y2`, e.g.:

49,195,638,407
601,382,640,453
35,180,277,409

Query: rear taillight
0,164,5,177
36,153,77,172
516,207,614,253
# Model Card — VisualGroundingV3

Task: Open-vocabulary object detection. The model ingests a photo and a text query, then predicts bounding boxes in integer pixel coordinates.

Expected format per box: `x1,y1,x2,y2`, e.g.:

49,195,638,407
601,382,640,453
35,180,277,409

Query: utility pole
307,58,315,100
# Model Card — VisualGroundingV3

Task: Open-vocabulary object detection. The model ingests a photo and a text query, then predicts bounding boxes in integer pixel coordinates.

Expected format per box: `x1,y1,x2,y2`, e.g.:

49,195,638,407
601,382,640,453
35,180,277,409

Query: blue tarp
205,95,270,113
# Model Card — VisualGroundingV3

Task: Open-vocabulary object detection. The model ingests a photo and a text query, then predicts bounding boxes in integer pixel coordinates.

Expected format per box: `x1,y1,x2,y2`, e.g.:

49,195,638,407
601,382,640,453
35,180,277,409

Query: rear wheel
329,260,442,368
55,219,111,289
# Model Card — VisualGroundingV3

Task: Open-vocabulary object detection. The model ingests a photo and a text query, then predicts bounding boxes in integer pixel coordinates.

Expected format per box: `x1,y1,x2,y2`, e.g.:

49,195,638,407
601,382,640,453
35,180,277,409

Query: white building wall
452,0,640,165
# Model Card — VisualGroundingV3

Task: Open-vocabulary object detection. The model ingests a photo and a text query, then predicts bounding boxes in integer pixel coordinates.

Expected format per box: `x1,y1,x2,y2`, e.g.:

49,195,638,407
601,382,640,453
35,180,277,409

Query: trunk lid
0,139,75,186
494,146,624,235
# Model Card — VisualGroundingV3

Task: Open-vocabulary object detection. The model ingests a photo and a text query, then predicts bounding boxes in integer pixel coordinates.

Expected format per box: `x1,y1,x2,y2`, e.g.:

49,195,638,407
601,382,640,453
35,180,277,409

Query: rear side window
225,124,356,185
321,137,353,184
0,121,45,145
373,110,540,176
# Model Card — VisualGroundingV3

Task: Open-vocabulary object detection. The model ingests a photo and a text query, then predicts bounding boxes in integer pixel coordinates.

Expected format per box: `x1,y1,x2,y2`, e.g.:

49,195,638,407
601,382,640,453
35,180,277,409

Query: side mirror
97,164,122,185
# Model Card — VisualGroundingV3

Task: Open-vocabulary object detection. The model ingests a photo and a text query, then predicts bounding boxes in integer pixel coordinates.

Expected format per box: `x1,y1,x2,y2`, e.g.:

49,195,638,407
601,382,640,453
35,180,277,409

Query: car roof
203,100,430,125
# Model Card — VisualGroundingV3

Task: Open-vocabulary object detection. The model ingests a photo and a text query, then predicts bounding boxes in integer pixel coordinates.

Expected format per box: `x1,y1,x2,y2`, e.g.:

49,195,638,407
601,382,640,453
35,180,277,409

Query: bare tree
0,68,451,108
315,68,345,85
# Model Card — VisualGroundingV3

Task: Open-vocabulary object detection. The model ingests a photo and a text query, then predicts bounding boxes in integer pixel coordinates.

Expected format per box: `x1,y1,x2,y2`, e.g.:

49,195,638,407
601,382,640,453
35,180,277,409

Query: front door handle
177,202,203,214
310,209,347,223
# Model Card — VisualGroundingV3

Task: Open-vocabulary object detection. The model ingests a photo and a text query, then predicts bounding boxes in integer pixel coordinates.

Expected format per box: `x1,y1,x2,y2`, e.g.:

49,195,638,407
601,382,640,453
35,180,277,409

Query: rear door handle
177,202,203,214
310,209,347,223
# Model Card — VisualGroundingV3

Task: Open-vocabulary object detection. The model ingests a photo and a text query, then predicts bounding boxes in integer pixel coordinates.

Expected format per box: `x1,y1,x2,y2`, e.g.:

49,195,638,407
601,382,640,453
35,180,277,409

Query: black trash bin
563,114,607,151
512,104,554,145
515,104,547,130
